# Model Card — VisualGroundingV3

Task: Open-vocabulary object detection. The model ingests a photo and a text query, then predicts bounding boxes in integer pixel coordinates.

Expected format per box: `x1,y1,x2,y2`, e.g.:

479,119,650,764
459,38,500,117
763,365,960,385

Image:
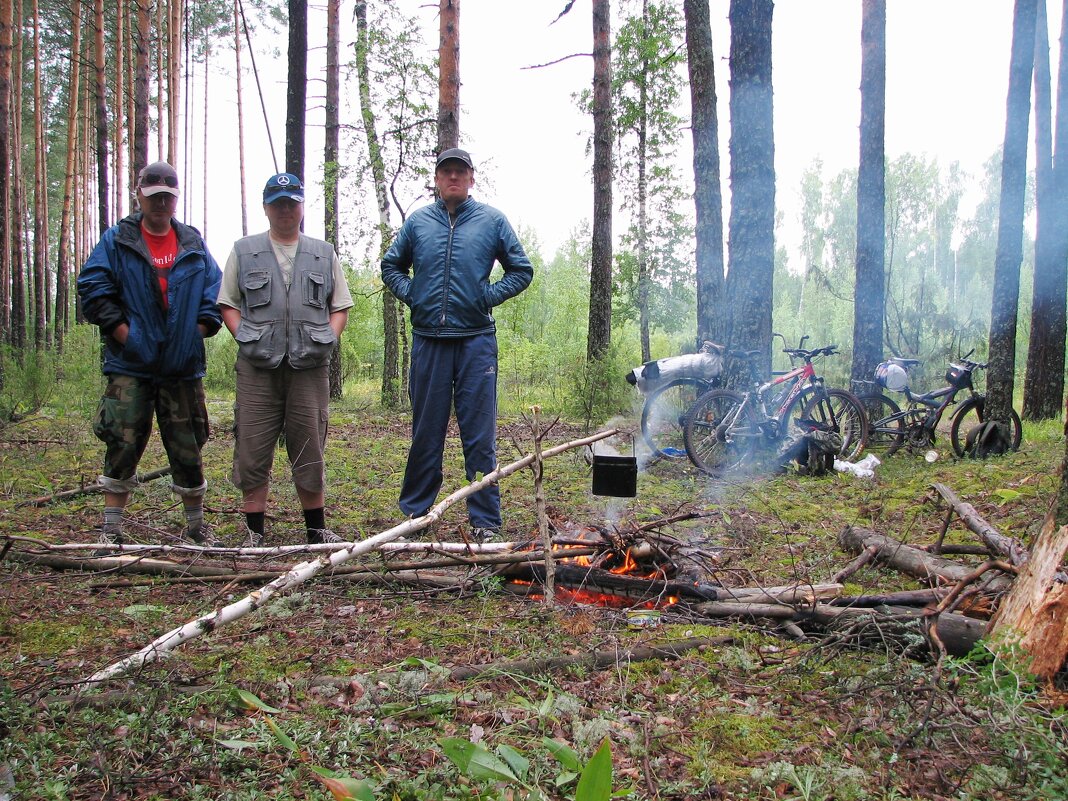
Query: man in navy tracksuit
381,148,533,541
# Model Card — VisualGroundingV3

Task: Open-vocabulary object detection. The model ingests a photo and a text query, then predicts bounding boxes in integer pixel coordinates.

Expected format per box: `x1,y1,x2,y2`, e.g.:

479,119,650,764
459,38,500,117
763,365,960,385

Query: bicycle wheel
640,378,710,460
949,396,1023,457
683,389,757,474
800,388,869,461
858,393,906,456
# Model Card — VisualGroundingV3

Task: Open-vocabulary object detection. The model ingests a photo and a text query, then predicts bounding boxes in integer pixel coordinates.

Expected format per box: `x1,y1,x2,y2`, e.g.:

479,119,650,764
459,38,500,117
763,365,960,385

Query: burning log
502,562,717,607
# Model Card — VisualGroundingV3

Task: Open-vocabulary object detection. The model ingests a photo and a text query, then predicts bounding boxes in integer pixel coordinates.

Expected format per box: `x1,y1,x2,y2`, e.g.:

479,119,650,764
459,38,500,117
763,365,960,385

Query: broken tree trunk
931,483,1029,565
988,518,1068,678
78,429,618,686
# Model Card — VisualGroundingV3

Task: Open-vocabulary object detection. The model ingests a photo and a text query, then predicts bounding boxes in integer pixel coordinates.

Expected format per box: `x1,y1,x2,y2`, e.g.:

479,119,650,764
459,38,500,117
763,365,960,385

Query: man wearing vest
219,173,354,546
78,161,223,549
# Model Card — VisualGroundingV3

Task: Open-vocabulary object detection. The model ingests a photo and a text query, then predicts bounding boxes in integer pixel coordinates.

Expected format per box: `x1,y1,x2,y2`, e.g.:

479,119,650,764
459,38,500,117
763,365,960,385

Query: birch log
79,430,618,686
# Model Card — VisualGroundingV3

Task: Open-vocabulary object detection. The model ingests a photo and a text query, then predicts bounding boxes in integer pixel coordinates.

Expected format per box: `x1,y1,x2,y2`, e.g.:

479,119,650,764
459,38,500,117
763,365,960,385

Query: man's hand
112,323,130,345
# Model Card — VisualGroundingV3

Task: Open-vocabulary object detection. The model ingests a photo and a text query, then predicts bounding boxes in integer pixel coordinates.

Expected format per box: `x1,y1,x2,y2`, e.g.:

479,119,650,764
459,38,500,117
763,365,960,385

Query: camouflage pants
93,374,209,492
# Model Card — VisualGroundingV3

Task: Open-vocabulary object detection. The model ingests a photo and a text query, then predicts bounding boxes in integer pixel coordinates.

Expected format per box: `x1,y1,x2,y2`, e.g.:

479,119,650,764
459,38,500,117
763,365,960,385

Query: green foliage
0,326,104,422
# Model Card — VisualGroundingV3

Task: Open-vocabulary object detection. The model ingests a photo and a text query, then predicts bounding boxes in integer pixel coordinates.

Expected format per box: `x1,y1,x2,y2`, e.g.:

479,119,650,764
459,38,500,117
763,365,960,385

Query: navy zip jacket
380,197,533,338
78,213,223,380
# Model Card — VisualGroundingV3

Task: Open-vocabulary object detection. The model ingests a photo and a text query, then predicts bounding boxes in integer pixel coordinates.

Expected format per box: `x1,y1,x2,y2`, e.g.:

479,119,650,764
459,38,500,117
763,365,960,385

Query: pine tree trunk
588,0,613,361
325,0,343,399
683,0,725,349
113,0,125,218
723,0,775,380
0,0,11,359
987,0,1037,428
10,0,25,354
285,0,307,178
167,0,180,165
1023,0,1068,421
851,0,886,388
54,0,82,351
132,0,149,179
636,0,651,363
94,0,109,234
437,0,459,150
32,0,47,350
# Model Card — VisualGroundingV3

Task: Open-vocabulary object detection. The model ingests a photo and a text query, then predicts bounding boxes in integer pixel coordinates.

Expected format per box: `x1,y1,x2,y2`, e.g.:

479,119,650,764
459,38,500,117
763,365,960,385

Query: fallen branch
931,483,1029,566
838,526,1013,592
79,429,619,686
19,466,172,507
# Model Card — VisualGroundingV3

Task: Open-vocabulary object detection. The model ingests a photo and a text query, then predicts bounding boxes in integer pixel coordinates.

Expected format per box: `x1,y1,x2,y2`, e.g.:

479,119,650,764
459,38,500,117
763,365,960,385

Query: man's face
264,197,304,238
434,160,474,204
137,189,177,231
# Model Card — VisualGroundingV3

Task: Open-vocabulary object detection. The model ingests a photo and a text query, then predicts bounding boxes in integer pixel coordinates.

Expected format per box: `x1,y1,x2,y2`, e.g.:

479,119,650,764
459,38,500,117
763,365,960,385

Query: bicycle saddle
889,357,922,368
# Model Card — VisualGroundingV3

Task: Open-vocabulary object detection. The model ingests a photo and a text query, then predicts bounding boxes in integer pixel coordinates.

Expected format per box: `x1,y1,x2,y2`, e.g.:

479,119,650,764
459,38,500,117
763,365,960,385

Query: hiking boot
308,528,346,545
93,524,124,557
244,527,264,548
186,524,222,548
472,527,499,543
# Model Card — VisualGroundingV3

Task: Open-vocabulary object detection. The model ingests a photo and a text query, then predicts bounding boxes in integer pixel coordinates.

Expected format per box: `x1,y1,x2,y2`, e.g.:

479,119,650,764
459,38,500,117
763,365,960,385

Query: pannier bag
945,363,971,389
625,341,724,395
874,361,908,392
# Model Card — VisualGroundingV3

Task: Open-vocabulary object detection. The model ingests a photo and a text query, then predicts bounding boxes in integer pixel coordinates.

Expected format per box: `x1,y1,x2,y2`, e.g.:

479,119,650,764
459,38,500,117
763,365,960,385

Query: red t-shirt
142,225,178,309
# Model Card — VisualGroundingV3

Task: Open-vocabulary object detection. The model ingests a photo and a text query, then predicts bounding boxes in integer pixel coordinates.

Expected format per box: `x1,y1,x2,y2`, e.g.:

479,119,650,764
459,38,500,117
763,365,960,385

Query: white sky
185,0,1053,268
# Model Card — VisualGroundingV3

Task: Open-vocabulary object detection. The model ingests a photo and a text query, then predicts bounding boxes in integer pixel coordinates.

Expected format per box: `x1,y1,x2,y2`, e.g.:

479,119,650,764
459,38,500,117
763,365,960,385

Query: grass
0,375,1065,799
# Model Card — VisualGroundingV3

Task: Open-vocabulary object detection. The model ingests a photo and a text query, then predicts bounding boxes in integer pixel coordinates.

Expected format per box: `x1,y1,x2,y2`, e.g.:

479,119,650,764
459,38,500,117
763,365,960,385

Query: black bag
965,421,1010,459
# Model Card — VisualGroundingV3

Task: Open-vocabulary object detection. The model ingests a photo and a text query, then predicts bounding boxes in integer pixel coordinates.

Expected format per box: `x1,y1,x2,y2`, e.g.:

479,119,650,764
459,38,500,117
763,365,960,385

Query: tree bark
1022,0,1068,421
285,0,307,179
325,0,343,399
437,0,459,150
852,0,886,387
988,518,1068,678
588,0,613,361
54,0,83,351
986,0,1037,428
723,0,775,381
31,0,47,350
93,0,109,234
0,0,10,366
683,0,725,348
232,0,247,236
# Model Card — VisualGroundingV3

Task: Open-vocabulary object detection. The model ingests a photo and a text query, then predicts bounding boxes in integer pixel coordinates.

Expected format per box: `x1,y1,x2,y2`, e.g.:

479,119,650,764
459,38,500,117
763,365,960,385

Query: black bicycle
858,353,1022,458
682,339,868,475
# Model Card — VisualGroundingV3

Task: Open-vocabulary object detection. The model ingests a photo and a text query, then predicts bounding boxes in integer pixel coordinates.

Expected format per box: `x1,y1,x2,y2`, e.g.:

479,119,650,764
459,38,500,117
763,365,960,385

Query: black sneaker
308,528,347,544
472,527,499,543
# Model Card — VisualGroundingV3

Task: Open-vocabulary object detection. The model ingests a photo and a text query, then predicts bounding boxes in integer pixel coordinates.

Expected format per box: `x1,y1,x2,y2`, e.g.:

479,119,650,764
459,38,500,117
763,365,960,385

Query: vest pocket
292,321,335,368
302,271,327,309
234,318,276,364
242,271,272,308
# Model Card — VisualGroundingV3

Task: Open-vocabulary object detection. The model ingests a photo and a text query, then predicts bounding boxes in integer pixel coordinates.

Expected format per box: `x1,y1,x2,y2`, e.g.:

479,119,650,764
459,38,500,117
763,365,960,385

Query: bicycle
682,338,868,475
857,352,1022,458
633,342,725,460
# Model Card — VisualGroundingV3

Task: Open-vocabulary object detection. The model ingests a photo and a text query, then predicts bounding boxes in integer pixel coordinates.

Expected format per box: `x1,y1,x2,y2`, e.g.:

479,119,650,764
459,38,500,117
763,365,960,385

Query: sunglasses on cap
265,183,303,196
141,172,179,188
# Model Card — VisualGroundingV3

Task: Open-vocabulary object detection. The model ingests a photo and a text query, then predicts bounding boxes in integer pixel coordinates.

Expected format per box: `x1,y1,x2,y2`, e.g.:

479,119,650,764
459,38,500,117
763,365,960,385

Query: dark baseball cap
138,161,180,197
435,148,474,170
263,172,305,203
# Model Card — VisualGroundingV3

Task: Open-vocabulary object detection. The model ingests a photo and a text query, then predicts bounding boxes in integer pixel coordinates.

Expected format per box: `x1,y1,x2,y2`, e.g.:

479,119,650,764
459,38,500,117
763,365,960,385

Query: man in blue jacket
381,148,533,541
78,161,223,549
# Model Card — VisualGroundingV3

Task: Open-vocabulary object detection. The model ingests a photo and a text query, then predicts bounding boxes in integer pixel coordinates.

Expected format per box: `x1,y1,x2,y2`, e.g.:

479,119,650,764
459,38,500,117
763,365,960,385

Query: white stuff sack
626,347,723,395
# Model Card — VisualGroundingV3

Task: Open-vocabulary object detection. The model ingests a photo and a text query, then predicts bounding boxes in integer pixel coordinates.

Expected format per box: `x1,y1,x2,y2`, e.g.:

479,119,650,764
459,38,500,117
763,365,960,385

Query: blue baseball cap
263,173,305,203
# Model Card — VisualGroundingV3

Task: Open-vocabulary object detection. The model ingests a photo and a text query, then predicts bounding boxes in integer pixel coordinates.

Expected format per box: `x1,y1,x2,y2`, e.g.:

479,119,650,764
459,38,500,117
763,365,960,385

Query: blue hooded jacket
380,197,533,338
77,213,223,380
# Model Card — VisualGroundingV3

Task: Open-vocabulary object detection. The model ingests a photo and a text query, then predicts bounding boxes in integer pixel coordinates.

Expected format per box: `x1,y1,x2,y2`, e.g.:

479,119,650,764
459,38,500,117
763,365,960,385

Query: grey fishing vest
232,232,336,370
